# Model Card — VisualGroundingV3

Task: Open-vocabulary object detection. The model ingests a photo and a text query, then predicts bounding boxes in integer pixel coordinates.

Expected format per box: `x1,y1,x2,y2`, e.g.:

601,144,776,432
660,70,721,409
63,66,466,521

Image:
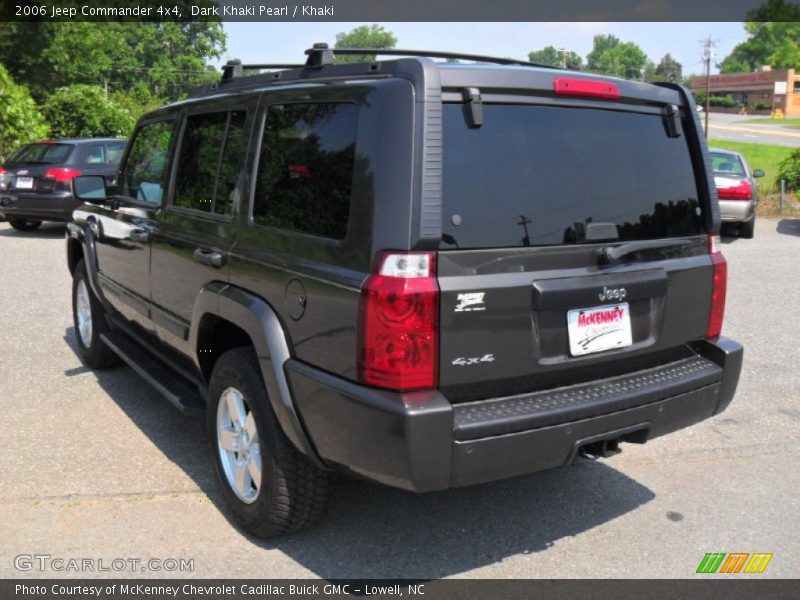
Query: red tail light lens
553,78,620,100
706,235,727,340
358,252,439,392
717,180,752,200
0,166,5,175
45,167,81,183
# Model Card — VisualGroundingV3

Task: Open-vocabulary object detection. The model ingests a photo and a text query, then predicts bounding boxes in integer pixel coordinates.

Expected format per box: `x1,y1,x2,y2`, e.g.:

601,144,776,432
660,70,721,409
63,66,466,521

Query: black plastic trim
452,355,722,441
100,330,205,416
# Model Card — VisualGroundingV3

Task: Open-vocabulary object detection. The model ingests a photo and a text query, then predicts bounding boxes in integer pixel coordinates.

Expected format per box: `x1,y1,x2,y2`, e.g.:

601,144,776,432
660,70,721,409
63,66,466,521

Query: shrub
777,148,800,191
0,65,49,161
709,95,736,108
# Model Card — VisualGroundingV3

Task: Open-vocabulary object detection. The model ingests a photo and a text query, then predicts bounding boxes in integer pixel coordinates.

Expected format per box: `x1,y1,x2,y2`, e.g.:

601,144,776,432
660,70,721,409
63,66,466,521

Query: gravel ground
0,218,798,579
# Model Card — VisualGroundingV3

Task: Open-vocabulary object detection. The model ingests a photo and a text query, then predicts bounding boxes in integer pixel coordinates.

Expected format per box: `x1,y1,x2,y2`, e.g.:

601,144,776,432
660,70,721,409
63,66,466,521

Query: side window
253,103,357,239
107,142,126,166
119,121,174,206
86,145,105,165
173,110,246,216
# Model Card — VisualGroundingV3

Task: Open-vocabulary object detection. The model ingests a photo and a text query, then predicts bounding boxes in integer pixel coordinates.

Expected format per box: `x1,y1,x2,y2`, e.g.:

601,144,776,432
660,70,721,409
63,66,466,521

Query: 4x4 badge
454,292,486,312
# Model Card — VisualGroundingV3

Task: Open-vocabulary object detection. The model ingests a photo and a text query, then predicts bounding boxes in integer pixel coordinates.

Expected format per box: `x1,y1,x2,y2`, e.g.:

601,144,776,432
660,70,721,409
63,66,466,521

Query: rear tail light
706,235,727,340
45,167,81,183
716,180,752,200
358,252,439,392
0,166,5,174
553,78,620,100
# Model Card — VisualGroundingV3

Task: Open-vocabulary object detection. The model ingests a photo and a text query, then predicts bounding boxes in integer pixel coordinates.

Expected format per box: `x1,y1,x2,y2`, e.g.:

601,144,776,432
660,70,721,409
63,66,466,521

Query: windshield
710,152,746,177
8,143,75,165
440,104,704,249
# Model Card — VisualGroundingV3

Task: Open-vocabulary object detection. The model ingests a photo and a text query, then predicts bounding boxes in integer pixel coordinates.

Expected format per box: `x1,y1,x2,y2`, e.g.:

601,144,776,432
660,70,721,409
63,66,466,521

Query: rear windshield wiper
599,238,697,265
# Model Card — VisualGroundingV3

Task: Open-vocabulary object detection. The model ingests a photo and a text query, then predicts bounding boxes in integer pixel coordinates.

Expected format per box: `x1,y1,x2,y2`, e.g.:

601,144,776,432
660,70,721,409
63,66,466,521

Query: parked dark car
65,44,743,538
709,147,764,239
0,138,126,231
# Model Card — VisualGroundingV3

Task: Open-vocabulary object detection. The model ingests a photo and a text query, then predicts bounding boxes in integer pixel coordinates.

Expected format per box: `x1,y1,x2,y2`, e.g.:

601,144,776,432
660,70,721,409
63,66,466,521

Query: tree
653,53,683,82
42,85,135,138
0,65,49,161
0,15,225,102
719,0,800,73
586,34,650,80
528,46,582,69
334,25,397,63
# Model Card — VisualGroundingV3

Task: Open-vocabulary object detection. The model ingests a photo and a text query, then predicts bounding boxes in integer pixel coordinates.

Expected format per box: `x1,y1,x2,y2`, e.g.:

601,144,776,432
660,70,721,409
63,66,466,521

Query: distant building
689,68,800,116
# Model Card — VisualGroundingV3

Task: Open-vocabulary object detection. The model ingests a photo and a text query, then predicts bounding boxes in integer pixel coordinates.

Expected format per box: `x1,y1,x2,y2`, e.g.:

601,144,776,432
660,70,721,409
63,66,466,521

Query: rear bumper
0,191,78,222
719,199,755,223
287,337,743,492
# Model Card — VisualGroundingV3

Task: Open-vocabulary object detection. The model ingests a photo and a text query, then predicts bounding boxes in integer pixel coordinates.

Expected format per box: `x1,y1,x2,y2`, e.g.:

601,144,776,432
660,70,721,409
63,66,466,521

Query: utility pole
558,48,571,69
701,37,718,139
518,215,532,247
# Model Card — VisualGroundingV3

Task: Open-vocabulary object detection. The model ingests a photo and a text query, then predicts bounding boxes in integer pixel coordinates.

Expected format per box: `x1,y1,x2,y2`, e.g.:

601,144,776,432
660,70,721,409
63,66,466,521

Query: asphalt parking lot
0,218,798,579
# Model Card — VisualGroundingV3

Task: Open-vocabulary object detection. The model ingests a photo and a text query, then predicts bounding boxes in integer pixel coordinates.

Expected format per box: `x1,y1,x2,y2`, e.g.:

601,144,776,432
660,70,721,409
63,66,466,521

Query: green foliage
653,53,683,82
334,25,397,63
527,46,583,69
709,95,737,107
0,64,49,161
720,0,800,73
0,17,225,103
586,34,649,80
778,148,800,190
110,83,163,123
42,85,135,138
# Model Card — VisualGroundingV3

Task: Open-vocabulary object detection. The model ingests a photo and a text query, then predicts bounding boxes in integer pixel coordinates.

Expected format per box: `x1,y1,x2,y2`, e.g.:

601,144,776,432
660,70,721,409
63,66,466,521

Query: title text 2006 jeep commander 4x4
66,44,743,538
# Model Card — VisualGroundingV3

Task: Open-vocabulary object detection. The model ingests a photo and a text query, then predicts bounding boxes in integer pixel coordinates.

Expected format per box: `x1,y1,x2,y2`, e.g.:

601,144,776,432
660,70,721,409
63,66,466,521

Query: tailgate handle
599,238,694,265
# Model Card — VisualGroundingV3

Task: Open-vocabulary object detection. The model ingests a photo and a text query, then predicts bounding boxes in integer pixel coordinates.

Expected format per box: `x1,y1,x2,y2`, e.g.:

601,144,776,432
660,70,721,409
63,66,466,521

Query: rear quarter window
441,104,703,249
252,103,358,240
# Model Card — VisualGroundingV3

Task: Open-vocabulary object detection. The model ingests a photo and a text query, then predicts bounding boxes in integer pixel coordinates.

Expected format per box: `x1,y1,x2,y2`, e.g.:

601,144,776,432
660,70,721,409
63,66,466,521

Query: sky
217,22,747,77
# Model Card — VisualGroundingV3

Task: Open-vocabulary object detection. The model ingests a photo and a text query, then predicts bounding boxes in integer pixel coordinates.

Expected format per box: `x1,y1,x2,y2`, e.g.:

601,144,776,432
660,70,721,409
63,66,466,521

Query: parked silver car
709,148,764,239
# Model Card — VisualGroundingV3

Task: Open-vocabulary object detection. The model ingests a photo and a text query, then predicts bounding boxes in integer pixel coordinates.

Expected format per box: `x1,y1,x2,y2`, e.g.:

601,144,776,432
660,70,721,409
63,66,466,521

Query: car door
149,101,253,357
90,119,177,330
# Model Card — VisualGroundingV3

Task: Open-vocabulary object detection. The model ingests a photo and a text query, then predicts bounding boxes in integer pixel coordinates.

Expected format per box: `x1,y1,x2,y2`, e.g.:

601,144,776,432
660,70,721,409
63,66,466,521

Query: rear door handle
193,247,225,268
129,229,151,244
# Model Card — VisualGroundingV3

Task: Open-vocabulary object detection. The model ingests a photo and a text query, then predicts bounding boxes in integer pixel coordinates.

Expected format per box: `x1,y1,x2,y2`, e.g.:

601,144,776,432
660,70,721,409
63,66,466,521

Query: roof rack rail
217,42,558,85
221,59,306,82
322,47,557,69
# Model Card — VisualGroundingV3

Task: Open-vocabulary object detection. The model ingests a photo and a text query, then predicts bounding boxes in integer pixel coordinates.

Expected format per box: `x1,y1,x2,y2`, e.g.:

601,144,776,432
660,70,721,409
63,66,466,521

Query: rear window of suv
440,104,703,249
8,143,74,165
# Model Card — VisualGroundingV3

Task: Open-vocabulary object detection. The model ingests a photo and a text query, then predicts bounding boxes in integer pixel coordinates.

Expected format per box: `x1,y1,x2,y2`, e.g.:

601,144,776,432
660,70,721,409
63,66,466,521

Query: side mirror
752,169,765,178
74,175,108,201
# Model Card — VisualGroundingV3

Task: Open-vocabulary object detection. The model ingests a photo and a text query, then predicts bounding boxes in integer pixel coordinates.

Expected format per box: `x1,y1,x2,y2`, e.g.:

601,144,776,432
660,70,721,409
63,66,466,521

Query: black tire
739,217,755,239
8,218,42,231
71,259,120,369
207,347,329,538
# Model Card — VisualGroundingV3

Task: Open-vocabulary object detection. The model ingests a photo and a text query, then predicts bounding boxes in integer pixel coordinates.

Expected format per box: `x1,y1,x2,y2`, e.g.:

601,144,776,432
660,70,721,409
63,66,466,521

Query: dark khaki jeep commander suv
65,44,743,538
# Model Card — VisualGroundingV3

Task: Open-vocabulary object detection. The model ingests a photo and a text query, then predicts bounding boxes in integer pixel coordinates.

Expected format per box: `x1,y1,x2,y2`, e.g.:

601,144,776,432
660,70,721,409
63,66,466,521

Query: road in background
0,220,798,579
705,112,800,148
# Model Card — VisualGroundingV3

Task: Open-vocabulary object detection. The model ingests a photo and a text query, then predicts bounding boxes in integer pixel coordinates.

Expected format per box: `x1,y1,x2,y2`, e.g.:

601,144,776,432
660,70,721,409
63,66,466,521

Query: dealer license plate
567,302,633,356
15,177,34,190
